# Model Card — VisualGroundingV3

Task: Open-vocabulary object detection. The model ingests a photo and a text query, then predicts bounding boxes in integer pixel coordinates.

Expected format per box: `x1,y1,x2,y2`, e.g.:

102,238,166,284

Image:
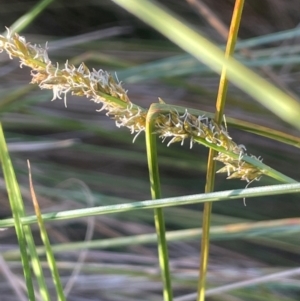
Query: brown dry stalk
0,29,263,182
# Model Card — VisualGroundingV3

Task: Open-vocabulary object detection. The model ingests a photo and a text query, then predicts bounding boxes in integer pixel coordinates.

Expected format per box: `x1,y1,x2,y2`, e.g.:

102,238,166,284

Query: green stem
145,104,173,301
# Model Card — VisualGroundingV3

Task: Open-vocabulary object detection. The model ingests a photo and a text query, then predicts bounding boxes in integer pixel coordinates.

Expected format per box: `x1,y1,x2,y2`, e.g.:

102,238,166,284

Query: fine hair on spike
243,175,261,206
223,114,228,132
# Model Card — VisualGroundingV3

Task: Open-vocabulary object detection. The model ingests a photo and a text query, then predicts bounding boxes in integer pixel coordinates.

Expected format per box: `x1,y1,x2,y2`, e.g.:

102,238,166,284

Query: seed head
0,30,264,182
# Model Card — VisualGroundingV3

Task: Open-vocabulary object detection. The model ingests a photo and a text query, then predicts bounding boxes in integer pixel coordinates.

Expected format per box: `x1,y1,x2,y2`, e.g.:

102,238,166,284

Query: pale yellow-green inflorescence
0,29,263,182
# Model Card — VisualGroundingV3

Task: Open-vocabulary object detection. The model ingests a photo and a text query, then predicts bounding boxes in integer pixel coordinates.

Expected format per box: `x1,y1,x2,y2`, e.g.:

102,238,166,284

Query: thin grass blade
27,160,66,301
0,123,35,300
7,0,54,34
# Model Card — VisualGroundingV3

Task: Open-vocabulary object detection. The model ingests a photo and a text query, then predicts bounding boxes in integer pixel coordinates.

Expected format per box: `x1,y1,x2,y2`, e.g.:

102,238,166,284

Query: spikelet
0,29,148,139
155,108,264,182
0,29,264,182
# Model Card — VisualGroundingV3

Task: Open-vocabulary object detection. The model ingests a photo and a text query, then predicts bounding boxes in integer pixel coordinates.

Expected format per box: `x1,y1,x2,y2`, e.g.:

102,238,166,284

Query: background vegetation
0,0,300,300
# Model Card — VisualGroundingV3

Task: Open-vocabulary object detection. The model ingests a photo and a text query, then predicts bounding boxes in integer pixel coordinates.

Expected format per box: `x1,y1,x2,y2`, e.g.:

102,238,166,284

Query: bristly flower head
155,107,264,182
0,29,264,182
0,28,147,140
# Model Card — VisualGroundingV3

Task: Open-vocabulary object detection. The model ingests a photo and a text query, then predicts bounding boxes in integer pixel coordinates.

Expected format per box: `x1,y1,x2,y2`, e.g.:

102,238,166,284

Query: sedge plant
0,13,299,300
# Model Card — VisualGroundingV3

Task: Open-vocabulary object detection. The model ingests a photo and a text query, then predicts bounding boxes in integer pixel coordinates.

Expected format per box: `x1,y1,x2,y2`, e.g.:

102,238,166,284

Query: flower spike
0,30,264,182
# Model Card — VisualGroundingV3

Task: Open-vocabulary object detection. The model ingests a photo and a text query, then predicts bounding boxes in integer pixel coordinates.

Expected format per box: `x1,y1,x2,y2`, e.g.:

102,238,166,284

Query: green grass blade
0,182,300,228
25,228,51,301
0,123,35,301
145,104,173,301
227,118,300,148
7,0,54,34
0,124,52,301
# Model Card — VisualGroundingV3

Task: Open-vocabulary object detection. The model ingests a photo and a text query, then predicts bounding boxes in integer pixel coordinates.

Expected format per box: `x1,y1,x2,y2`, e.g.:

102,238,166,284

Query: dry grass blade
27,160,65,301
198,1,245,300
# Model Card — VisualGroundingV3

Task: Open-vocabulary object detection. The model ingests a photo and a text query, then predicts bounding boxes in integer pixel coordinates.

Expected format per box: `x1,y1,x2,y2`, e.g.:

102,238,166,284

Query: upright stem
145,105,173,301
197,1,245,301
